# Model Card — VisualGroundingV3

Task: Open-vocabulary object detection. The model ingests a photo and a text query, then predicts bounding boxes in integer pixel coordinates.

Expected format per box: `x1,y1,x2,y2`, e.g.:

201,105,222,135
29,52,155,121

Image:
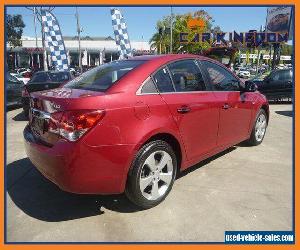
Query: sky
6,6,269,42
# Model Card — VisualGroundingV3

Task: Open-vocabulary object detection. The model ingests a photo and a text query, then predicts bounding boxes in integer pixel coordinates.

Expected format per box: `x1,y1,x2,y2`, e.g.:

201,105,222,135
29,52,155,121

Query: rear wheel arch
129,132,184,177
144,133,182,173
260,104,270,124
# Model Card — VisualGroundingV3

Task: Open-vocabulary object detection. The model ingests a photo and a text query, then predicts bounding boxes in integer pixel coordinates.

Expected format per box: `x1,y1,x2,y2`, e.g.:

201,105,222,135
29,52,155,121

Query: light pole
75,7,82,73
33,7,41,68
170,6,173,54
26,6,55,71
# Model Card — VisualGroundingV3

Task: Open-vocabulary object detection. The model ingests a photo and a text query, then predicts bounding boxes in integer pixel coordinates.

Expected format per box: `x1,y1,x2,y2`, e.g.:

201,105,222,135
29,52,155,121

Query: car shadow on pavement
7,147,237,222
6,158,141,222
12,111,28,121
275,110,293,117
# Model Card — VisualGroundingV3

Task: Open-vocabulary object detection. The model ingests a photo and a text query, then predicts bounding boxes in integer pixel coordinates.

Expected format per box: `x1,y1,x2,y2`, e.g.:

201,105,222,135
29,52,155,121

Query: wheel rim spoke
140,176,153,192
151,181,160,200
159,172,172,185
157,152,171,171
144,153,157,171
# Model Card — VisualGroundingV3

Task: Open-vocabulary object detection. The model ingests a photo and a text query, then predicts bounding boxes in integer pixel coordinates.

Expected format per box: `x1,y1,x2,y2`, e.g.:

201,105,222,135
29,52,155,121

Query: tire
246,109,268,146
125,140,177,209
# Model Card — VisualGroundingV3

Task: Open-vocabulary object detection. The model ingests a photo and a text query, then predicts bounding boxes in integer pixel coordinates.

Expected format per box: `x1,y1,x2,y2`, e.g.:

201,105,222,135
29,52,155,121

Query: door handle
222,103,231,110
177,106,191,114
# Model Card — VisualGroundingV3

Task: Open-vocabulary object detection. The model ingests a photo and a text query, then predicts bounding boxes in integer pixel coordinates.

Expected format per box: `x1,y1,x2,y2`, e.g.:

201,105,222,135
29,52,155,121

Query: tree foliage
281,44,292,56
150,10,219,54
6,14,25,47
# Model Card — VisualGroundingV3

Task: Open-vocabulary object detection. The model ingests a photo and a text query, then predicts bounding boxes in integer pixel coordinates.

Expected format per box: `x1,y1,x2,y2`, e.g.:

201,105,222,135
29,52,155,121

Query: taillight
22,87,29,97
49,110,105,141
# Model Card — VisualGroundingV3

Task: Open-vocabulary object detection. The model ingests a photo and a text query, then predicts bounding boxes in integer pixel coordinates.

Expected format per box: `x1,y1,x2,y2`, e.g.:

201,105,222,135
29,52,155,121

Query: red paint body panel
23,54,269,194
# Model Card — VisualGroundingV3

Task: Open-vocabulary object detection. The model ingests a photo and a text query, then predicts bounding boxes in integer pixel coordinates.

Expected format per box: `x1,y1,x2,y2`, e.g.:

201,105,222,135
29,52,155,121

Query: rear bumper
23,125,136,194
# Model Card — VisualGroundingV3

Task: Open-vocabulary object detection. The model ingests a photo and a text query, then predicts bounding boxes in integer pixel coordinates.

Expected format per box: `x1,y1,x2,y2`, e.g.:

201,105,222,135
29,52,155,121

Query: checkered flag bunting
41,10,69,71
110,8,132,59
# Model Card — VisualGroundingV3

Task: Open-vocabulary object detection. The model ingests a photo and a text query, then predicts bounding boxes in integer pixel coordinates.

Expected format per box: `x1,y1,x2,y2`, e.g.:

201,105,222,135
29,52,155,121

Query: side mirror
244,81,258,92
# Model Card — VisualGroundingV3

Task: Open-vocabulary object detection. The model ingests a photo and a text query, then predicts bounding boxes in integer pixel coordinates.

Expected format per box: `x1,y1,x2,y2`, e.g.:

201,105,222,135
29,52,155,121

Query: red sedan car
23,54,269,208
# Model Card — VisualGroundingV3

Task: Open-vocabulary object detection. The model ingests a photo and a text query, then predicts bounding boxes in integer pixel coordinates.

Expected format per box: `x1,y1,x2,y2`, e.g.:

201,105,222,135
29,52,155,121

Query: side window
202,61,240,91
168,60,206,92
152,67,175,93
141,77,158,94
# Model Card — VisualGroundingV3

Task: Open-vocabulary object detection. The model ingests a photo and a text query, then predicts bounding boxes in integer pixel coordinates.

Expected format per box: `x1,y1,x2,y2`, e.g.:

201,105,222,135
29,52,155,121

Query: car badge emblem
51,102,61,110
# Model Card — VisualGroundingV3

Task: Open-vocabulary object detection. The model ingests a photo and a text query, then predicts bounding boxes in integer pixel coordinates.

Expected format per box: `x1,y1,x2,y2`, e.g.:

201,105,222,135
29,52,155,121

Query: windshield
64,60,145,92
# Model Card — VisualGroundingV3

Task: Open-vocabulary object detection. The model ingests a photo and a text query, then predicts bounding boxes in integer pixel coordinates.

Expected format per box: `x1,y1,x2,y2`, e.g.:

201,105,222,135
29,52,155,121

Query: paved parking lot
6,104,293,242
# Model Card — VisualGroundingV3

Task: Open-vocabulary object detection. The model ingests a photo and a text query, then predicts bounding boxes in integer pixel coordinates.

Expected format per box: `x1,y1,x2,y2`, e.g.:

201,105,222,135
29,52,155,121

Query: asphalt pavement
6,104,293,242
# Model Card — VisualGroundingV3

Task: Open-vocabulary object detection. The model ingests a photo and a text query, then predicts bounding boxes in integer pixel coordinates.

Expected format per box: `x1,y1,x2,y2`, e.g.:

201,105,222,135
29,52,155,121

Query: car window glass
141,78,158,94
49,72,70,82
168,60,206,92
65,60,145,92
202,61,239,91
31,73,49,83
153,67,175,93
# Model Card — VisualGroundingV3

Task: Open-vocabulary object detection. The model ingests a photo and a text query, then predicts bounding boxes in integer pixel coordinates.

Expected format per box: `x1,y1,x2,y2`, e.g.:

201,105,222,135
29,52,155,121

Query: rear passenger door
153,59,219,162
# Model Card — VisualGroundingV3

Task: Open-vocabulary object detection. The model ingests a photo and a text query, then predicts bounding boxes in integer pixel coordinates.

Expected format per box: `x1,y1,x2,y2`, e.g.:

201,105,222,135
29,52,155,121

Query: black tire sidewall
125,140,177,209
249,109,267,146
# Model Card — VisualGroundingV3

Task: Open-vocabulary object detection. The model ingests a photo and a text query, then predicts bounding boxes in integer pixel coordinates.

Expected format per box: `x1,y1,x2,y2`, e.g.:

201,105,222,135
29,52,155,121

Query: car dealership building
7,36,154,70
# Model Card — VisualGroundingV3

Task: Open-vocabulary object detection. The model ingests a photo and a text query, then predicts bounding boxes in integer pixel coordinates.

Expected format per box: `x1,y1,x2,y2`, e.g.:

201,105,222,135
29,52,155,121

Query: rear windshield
64,60,145,92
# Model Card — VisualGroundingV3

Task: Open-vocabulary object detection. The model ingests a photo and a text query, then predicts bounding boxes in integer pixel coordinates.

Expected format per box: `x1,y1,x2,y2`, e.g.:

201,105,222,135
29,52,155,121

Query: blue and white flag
41,10,69,71
110,8,132,59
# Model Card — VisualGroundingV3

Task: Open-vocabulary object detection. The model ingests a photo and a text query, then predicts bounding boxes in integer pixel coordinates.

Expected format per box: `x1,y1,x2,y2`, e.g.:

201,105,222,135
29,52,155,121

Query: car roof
107,54,230,94
35,71,70,73
128,54,208,63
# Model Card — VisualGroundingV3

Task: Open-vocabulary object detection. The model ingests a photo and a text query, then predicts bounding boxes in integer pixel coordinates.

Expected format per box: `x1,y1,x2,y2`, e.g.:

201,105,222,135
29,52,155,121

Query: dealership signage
179,31,289,46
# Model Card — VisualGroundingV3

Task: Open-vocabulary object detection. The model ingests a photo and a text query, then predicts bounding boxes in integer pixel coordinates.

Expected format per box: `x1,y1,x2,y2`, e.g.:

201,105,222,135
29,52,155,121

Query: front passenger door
201,60,254,147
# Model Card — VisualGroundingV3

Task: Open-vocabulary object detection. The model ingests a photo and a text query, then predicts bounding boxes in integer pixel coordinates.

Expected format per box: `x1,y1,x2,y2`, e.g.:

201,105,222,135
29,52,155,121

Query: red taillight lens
22,87,29,97
49,110,105,141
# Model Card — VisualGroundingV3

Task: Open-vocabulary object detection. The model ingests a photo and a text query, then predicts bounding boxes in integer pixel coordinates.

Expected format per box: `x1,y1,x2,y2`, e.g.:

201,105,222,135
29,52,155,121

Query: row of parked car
6,70,74,116
234,64,269,78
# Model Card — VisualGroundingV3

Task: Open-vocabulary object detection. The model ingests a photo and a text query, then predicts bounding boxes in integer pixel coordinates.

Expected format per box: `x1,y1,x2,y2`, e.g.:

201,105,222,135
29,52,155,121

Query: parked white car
237,70,251,78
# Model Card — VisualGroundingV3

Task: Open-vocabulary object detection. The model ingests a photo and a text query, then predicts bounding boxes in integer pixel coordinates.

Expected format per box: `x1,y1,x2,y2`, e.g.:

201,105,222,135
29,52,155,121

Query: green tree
150,10,218,54
281,44,292,55
6,14,25,47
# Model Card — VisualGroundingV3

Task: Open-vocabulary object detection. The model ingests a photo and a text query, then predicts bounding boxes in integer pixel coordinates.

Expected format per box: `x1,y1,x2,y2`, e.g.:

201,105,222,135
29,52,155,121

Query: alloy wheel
139,150,173,201
255,113,267,142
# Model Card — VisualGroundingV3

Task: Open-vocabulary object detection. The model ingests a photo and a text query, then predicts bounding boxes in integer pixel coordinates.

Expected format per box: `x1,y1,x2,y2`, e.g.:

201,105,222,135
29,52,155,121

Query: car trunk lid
29,88,106,145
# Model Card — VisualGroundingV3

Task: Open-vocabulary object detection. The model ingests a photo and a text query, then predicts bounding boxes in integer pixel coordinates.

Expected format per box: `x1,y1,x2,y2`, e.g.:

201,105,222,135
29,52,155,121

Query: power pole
170,6,173,54
255,25,263,75
75,7,82,73
40,7,48,71
33,7,40,68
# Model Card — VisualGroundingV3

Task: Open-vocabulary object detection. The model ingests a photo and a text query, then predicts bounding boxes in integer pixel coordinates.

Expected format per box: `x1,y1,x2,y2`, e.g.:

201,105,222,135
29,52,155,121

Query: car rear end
23,60,146,194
